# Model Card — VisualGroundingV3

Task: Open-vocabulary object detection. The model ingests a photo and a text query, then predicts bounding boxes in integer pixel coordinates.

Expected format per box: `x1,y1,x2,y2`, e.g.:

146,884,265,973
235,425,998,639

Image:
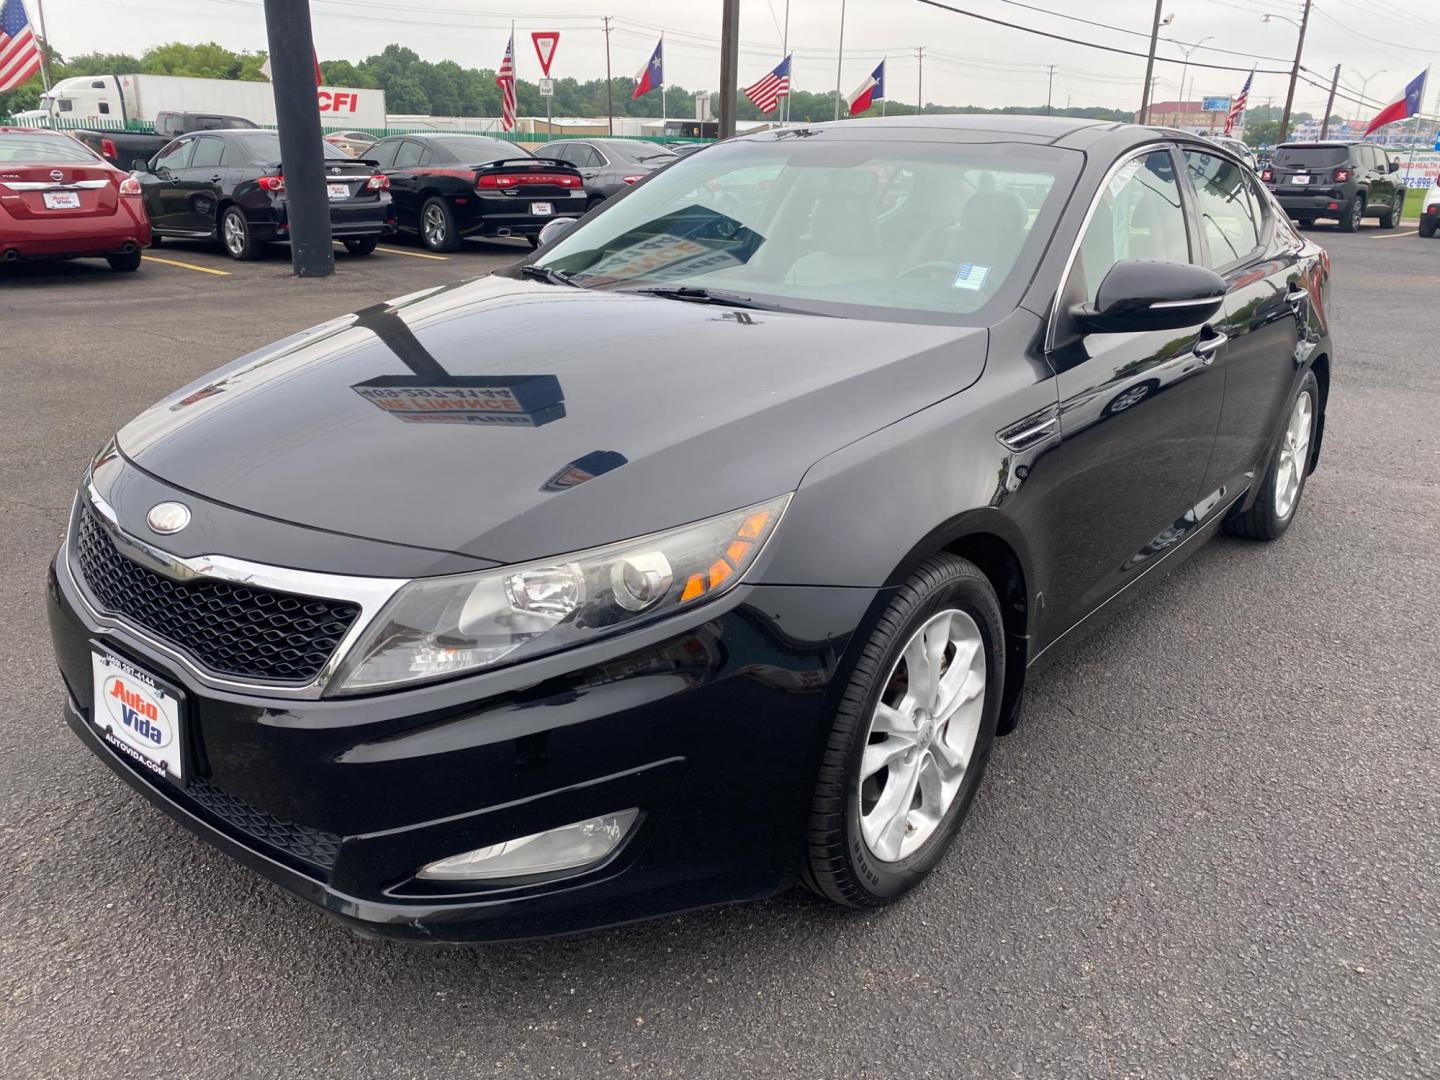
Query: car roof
1278,140,1363,148
0,126,71,137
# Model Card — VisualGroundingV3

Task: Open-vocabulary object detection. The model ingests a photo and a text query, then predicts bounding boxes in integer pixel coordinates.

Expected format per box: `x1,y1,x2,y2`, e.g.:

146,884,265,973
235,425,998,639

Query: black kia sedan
135,129,395,259
531,137,678,207
366,133,585,251
47,117,1331,943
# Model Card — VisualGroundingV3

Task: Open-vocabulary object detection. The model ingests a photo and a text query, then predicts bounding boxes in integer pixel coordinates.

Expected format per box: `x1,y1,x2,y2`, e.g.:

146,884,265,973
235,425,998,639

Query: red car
0,127,150,271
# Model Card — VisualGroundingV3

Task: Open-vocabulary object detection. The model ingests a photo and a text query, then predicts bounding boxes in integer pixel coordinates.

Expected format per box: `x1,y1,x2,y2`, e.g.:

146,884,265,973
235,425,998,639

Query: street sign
694,91,711,122
1202,96,1232,112
531,32,560,76
538,78,555,98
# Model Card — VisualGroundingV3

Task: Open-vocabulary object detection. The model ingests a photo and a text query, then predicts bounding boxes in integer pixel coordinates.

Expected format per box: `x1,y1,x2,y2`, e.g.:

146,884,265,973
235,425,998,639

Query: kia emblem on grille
146,502,191,535
50,169,64,182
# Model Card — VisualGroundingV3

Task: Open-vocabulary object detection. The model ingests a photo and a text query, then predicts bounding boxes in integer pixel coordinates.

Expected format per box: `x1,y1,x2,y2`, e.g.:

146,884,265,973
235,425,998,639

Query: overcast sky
36,0,1439,119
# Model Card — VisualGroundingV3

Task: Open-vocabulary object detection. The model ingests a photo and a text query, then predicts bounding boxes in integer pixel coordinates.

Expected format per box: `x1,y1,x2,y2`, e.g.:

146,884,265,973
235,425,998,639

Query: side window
1184,149,1261,269
189,137,225,169
368,139,399,169
98,102,110,115
393,141,427,168
153,138,195,173
575,145,602,168
1075,149,1191,305
545,144,572,163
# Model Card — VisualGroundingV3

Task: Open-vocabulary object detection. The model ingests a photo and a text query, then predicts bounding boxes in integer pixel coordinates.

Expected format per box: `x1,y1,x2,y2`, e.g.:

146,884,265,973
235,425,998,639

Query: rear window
1274,146,1348,168
231,132,352,166
0,133,100,163
430,136,523,163
610,142,676,165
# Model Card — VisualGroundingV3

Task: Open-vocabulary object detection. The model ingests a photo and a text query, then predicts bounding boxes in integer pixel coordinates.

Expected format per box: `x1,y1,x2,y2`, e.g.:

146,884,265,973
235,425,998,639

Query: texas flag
1364,69,1428,136
847,60,886,116
631,38,663,99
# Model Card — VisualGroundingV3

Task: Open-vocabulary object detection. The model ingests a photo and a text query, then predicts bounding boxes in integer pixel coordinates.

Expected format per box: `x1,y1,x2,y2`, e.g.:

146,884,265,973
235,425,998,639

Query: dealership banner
1391,150,1440,189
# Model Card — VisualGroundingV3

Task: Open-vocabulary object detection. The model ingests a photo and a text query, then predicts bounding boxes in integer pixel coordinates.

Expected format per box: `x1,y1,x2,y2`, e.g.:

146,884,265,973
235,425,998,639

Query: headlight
331,495,790,693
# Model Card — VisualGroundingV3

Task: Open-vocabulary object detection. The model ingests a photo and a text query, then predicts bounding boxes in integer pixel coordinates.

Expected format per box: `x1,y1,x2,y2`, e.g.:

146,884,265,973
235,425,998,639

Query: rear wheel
1378,191,1403,229
526,234,542,249
419,197,460,253
148,233,163,249
1224,371,1319,542
106,250,142,272
221,207,261,261
804,554,1004,907
1421,215,1437,238
1339,194,1364,233
343,236,378,256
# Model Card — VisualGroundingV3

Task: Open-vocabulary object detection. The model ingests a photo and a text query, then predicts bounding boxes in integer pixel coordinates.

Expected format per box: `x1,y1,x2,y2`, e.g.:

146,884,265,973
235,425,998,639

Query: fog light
416,809,639,881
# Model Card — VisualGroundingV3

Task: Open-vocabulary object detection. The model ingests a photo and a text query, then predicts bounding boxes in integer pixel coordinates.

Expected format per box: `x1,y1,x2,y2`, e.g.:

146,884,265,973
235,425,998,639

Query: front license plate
531,201,554,216
43,191,81,209
1291,175,1310,185
91,650,184,784
327,183,350,200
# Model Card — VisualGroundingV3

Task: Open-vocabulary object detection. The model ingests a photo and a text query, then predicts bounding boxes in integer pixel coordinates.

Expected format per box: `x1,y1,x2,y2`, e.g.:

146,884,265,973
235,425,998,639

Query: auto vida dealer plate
91,650,184,783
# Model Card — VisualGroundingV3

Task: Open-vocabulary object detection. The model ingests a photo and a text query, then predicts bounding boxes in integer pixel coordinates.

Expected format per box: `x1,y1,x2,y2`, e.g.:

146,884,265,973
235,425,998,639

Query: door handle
1192,330,1227,364
208,175,223,182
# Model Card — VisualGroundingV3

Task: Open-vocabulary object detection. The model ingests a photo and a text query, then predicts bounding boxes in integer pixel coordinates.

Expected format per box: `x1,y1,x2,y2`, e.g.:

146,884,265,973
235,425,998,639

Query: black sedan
531,137,677,207
135,129,395,260
46,116,1331,942
366,133,585,251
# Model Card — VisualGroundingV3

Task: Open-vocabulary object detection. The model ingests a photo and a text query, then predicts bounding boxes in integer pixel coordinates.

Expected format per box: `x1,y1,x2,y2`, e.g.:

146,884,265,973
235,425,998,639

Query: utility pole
833,0,847,121
262,0,332,278
1046,64,1055,115
1320,63,1340,139
718,0,740,139
1139,0,1165,125
1276,0,1312,145
602,15,614,135
916,46,925,114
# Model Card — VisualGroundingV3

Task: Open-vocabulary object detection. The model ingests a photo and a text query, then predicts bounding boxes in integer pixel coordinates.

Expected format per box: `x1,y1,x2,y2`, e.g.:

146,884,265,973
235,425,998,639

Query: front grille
187,779,343,871
73,508,360,683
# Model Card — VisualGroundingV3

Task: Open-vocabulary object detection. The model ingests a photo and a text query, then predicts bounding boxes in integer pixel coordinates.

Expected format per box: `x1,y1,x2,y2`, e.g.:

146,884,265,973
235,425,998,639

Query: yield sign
531,32,560,76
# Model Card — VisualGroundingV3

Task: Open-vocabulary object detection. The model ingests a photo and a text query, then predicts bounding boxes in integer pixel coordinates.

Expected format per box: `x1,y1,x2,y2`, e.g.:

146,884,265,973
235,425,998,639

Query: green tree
140,42,266,80
320,60,377,89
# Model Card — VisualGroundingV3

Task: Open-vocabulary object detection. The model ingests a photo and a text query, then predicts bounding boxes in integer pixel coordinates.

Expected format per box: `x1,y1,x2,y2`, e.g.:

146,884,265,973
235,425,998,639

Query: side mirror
132,158,150,173
537,216,579,248
1389,160,1400,173
1072,260,1227,335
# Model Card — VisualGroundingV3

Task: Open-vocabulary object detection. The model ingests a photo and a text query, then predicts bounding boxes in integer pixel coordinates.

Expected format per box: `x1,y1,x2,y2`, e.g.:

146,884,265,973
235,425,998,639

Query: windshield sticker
952,263,990,291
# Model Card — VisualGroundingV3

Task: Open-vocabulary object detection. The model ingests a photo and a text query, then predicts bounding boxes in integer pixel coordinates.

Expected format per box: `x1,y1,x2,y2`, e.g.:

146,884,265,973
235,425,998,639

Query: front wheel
343,236,378,256
1378,191,1403,229
804,554,1005,908
106,250,142,272
1339,195,1364,233
1224,370,1319,542
419,196,460,253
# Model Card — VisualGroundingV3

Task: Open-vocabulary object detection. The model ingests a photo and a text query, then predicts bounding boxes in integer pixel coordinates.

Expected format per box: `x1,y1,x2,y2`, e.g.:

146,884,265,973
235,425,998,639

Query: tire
1421,215,1437,239
526,234,542,249
1223,370,1319,542
106,250,141,272
804,554,1005,908
1339,194,1364,233
1293,216,1316,229
419,196,460,253
343,236,378,256
220,206,261,261
1378,191,1402,229
148,233,163,249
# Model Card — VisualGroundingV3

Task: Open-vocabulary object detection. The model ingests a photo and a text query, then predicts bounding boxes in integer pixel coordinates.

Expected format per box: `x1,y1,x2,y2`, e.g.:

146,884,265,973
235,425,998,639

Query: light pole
1174,36,1213,124
1353,69,1387,122
1263,6,1312,144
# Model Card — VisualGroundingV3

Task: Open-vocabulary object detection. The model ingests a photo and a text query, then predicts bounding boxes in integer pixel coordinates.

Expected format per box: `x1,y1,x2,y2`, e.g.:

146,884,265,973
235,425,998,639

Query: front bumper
47,532,875,942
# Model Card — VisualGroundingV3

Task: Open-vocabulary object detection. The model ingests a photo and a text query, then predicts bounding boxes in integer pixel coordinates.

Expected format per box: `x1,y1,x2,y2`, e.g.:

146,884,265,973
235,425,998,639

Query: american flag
1224,69,1254,135
496,31,517,132
744,54,792,114
0,0,42,93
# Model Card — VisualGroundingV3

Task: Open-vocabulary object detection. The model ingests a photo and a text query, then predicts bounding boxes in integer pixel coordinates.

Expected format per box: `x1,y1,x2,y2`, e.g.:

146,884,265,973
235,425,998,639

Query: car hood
117,276,987,564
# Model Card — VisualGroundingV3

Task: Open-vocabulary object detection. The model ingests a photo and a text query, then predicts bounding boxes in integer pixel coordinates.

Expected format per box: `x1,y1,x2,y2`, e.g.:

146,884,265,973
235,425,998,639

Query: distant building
1145,100,1230,133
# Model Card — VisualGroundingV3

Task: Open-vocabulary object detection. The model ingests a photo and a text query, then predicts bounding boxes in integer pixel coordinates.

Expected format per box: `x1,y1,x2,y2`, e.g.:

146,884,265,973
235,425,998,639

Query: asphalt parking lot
3,223,1438,1080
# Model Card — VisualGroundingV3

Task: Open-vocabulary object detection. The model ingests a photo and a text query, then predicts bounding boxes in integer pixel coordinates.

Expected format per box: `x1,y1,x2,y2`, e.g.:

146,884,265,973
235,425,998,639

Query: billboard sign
1202,96,1231,112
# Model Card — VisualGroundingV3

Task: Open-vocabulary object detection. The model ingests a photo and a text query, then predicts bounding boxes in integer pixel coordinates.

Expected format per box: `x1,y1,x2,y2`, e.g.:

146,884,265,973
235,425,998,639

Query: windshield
233,132,354,165
0,133,101,163
1275,146,1347,168
530,135,1078,323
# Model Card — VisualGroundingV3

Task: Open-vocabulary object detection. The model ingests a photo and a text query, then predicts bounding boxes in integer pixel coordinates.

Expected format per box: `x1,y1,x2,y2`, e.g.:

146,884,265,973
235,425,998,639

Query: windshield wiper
519,264,581,287
631,285,771,310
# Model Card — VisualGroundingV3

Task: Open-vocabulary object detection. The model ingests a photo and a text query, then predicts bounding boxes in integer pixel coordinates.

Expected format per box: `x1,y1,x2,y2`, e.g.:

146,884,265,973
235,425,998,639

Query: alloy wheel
224,212,246,257
858,608,986,863
1108,385,1149,414
1274,389,1313,519
1351,199,1364,230
423,204,447,248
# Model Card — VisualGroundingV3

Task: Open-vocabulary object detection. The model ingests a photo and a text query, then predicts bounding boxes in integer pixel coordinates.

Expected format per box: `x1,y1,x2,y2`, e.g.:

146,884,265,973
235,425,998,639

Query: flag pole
833,0,847,121
29,0,53,92
881,58,887,116
780,0,790,124
660,33,666,134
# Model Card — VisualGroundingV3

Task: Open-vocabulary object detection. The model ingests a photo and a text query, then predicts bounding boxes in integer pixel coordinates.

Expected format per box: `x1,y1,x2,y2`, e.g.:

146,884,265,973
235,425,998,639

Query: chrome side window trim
69,487,409,701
